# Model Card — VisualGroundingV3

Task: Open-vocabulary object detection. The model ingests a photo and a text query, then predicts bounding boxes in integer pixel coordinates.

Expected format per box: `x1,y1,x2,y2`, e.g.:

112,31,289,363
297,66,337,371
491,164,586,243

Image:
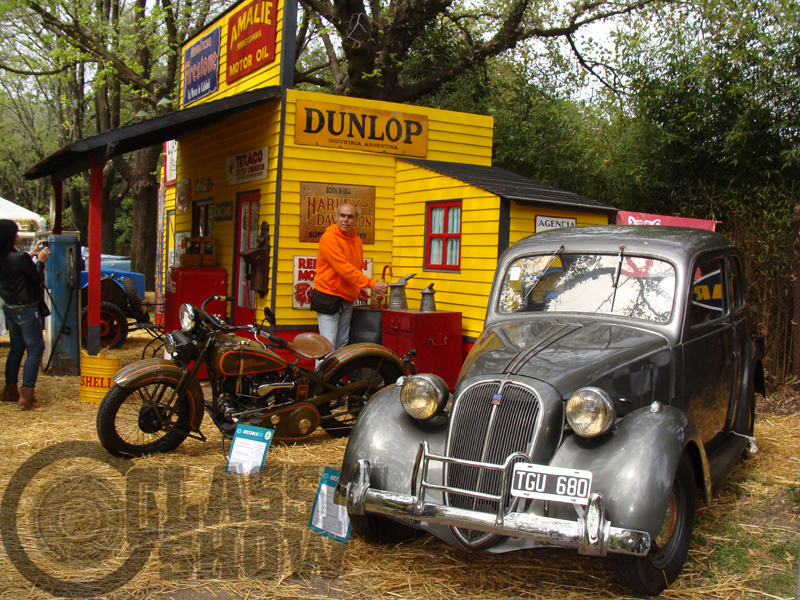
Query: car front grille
445,380,542,547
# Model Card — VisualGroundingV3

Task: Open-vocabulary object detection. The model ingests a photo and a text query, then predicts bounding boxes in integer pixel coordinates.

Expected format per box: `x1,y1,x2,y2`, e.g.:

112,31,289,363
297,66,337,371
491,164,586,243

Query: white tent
0,196,47,233
0,197,47,334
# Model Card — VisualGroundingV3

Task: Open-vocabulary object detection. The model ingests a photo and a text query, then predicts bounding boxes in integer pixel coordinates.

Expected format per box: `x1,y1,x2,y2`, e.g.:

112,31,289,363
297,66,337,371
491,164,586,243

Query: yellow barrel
79,353,121,403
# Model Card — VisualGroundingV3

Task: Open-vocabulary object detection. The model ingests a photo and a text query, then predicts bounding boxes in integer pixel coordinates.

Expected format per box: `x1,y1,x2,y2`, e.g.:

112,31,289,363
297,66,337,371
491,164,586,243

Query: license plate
510,463,593,505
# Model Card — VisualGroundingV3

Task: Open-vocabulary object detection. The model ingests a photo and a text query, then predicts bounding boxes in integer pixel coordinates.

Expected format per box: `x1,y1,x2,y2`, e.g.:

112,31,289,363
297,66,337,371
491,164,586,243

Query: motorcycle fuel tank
209,334,285,375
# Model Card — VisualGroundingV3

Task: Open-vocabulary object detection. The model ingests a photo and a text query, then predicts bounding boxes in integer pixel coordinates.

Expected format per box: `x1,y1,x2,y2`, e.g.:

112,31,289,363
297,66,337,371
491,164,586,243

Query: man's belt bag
310,289,344,314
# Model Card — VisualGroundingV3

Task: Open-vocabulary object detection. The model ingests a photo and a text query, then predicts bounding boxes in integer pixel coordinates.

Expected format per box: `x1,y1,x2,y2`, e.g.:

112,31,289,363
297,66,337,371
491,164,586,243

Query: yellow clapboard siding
392,163,501,339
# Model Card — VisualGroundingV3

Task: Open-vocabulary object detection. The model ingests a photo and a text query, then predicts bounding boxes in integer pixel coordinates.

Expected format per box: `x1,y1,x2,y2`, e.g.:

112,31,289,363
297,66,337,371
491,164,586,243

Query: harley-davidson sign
226,0,277,83
295,100,427,157
299,182,375,244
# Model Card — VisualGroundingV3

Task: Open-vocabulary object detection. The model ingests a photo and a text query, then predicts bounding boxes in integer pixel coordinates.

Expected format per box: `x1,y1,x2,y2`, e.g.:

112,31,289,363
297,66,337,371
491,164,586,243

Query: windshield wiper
522,244,564,304
610,244,624,311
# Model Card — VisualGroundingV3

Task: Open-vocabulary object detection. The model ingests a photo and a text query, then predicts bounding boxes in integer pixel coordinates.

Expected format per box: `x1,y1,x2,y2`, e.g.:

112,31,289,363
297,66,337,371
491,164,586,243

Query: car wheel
610,454,696,595
349,513,422,545
81,301,129,349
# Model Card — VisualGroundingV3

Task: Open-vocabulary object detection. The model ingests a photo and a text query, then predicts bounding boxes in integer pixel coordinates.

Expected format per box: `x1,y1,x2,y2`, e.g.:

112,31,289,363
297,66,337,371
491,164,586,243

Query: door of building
233,191,260,325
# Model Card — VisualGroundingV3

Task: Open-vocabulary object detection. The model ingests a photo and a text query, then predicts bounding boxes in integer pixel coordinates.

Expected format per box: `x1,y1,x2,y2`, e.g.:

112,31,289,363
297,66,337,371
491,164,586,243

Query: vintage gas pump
43,234,81,375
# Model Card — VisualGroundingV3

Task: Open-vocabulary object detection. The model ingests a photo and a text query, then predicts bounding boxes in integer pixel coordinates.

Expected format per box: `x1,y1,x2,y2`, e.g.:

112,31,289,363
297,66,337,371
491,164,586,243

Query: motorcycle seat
288,332,334,360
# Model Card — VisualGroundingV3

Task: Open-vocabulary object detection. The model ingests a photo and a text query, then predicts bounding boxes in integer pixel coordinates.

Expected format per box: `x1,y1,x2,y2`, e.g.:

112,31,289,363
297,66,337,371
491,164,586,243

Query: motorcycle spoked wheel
317,357,403,438
96,380,194,458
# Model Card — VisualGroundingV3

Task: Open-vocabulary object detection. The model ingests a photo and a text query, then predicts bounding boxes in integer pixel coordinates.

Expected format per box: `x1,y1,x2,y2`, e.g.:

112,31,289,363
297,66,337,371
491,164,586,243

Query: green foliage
115,195,133,255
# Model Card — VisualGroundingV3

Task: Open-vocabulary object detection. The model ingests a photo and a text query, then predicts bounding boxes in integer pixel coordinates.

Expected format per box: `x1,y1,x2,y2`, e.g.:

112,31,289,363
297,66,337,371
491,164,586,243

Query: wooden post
86,158,104,355
50,177,63,234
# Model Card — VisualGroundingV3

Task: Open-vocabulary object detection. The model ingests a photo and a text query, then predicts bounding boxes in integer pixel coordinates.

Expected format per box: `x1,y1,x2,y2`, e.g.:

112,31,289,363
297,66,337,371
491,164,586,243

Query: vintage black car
335,225,764,595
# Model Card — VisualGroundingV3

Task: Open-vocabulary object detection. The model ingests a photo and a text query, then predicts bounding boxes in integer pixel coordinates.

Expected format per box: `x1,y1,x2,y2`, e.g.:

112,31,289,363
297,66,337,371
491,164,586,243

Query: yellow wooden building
159,0,617,356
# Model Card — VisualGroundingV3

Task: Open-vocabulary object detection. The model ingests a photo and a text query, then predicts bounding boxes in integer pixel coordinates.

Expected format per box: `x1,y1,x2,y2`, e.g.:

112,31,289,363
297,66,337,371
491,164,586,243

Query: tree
0,0,224,286
294,0,666,102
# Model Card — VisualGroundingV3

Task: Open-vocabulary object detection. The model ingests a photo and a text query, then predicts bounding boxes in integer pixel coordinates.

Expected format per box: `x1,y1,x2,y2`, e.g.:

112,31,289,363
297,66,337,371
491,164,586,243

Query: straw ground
0,329,797,600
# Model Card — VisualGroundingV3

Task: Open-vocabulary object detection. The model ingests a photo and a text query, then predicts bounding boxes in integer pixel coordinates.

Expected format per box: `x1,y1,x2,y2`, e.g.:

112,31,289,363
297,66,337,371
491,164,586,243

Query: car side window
729,256,745,312
688,257,728,327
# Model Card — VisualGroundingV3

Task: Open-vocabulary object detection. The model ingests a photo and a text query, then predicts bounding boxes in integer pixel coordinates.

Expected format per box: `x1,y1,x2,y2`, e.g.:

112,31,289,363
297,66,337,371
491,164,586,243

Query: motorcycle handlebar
254,325,289,349
200,295,235,329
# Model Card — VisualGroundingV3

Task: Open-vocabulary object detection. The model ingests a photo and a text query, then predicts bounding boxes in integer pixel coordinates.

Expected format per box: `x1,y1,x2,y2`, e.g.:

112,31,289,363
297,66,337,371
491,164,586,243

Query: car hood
459,319,668,398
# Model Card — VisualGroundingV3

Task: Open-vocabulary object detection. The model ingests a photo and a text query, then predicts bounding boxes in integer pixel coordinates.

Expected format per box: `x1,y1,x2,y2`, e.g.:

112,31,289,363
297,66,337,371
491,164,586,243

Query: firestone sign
226,0,277,83
295,100,428,157
183,28,220,106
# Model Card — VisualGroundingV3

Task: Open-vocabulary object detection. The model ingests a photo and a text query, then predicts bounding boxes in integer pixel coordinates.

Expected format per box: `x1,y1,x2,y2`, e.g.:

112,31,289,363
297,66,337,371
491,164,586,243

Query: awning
25,86,282,181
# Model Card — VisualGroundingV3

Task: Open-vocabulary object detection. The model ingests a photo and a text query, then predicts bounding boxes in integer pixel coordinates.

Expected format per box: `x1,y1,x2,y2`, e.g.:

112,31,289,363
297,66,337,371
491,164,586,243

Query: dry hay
0,330,797,600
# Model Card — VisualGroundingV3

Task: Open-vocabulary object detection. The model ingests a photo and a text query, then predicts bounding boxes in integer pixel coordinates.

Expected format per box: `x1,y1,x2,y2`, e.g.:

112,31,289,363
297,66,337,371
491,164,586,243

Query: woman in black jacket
0,219,50,409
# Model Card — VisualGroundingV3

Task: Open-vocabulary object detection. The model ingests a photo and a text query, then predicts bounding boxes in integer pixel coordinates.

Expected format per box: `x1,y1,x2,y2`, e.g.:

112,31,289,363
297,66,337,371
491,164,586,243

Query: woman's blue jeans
3,303,45,388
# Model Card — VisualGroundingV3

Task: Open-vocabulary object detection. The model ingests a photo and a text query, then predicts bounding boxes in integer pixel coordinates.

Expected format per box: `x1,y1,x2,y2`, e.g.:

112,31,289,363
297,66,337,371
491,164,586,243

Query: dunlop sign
299,182,375,244
295,100,427,157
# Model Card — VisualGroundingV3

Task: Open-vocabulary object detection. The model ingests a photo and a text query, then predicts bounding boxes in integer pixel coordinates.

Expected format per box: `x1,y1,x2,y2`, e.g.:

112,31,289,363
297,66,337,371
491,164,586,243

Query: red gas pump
164,266,227,332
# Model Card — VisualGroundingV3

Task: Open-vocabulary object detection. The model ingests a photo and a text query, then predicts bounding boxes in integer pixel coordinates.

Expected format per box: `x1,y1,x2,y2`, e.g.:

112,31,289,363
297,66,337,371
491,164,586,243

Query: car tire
610,454,696,595
349,513,422,545
81,301,129,349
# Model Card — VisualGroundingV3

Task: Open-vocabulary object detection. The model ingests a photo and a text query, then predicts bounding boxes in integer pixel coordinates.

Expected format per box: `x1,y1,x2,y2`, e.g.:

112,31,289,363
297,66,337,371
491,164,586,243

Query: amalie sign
295,100,428,157
226,0,277,84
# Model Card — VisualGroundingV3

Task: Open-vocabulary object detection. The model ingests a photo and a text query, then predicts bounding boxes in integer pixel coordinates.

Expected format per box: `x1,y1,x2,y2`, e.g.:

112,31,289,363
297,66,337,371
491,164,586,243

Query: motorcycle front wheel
96,381,194,458
318,357,403,438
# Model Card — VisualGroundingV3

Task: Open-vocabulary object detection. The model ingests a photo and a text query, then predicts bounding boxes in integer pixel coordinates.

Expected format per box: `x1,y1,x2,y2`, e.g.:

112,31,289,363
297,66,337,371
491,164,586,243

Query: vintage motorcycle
96,296,411,458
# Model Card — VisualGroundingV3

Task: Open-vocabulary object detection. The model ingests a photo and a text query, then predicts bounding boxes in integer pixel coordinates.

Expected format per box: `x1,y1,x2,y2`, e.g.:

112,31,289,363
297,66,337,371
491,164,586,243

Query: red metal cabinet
381,309,462,389
165,266,228,332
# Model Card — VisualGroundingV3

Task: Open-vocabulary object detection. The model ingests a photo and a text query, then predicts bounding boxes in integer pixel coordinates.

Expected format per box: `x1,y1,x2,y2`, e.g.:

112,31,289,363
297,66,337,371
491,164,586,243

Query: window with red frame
425,201,461,270
192,199,214,237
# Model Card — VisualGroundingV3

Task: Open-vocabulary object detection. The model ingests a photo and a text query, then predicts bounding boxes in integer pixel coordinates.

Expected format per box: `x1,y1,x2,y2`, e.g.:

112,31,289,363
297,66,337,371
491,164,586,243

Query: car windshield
497,253,676,322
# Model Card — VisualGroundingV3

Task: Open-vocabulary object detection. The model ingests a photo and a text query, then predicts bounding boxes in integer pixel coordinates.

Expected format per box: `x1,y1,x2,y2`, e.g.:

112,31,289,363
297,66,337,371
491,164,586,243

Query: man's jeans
316,302,354,351
3,303,45,388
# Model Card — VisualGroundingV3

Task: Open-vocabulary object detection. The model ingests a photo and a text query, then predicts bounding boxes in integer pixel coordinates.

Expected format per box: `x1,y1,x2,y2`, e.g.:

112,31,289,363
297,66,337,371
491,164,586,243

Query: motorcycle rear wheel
318,357,403,438
96,381,193,457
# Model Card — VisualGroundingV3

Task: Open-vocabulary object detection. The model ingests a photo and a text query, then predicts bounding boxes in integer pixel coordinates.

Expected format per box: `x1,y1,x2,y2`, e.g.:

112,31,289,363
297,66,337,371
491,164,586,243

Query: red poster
226,0,277,83
616,210,716,231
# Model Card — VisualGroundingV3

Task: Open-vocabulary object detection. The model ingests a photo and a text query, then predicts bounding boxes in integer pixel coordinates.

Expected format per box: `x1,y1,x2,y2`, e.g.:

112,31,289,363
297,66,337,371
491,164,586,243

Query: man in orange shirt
312,202,388,350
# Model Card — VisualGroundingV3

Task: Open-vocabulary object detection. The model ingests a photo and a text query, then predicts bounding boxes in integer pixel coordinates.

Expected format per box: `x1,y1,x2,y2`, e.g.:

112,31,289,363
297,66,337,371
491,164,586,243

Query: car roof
508,225,735,263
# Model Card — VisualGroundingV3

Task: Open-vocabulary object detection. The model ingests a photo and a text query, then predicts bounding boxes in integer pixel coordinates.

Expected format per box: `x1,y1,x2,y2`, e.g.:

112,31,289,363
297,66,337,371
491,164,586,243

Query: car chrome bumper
335,443,651,558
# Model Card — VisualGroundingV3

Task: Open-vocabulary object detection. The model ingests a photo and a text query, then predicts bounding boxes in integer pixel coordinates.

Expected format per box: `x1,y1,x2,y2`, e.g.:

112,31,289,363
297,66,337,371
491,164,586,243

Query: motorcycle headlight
566,387,615,438
163,333,177,356
179,304,198,333
400,374,449,421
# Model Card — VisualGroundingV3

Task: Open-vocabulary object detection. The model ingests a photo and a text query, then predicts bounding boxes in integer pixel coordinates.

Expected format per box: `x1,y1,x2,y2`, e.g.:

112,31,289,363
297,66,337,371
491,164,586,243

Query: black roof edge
25,86,282,181
399,157,617,216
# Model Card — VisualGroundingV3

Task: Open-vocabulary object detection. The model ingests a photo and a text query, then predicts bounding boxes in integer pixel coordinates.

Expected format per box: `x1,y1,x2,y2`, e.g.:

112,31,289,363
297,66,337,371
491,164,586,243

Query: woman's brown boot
18,387,41,410
3,384,20,403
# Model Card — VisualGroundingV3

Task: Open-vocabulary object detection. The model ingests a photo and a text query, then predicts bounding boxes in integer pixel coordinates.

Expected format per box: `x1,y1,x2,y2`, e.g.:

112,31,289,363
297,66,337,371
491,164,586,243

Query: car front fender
339,383,448,500
548,404,711,540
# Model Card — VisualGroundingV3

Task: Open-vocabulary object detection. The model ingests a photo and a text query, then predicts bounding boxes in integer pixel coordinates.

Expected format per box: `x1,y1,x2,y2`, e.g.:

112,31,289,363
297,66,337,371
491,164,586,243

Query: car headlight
400,374,449,421
179,304,198,333
566,387,616,438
